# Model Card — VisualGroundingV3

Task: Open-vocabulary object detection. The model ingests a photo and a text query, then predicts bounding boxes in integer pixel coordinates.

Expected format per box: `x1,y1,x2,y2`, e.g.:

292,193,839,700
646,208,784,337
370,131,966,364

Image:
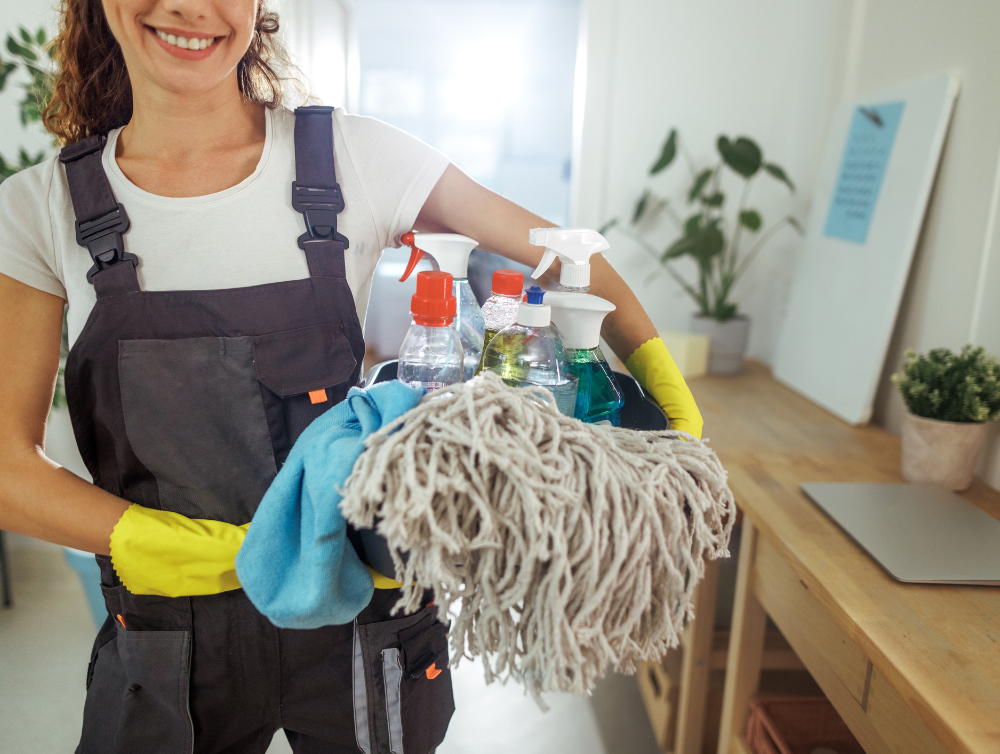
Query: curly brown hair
43,0,296,144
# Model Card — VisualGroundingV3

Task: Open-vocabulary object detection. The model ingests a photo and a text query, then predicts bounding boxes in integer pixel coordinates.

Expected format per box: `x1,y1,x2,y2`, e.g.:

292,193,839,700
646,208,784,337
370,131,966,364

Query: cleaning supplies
340,372,736,699
529,227,611,293
475,269,524,375
398,271,464,390
480,285,578,416
399,232,486,381
546,291,625,425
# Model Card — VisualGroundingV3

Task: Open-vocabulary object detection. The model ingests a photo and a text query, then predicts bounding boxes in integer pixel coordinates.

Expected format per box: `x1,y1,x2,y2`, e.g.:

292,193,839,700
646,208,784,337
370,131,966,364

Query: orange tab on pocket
426,663,442,680
308,389,328,404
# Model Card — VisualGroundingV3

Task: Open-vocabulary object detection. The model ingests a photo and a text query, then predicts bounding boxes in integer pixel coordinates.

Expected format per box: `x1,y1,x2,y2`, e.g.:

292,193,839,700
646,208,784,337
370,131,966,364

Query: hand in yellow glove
110,504,249,597
625,337,704,438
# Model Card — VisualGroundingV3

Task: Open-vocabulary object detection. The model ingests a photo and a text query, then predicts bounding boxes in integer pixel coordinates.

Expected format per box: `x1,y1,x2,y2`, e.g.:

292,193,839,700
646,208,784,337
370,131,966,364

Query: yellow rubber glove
366,564,403,590
625,337,704,438
110,504,249,597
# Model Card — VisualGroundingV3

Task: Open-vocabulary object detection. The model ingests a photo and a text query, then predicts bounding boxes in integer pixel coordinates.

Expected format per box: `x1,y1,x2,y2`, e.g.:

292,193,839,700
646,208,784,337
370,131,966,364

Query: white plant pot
689,314,750,375
900,410,990,491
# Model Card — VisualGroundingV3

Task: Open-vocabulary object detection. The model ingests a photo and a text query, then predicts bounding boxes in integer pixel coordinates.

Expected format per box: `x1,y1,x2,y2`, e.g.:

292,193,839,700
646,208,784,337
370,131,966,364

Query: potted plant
892,346,1000,490
602,129,801,374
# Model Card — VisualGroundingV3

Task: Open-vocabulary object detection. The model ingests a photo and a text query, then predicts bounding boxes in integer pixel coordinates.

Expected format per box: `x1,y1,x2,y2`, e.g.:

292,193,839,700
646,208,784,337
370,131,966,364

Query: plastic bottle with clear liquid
547,291,625,425
399,232,485,381
397,271,464,391
481,286,578,416
475,269,524,376
529,227,611,293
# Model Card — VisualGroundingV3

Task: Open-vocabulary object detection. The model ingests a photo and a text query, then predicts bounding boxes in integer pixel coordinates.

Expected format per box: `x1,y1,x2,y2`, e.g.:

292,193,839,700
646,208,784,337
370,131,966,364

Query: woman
0,0,702,751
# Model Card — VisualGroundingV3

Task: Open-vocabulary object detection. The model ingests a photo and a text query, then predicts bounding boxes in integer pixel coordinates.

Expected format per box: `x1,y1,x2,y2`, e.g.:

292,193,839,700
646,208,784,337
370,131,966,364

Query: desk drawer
752,537,946,754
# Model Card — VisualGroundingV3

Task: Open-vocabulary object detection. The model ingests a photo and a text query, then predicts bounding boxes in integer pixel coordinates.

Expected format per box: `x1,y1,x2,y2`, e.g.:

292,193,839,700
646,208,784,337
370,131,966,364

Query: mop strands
339,371,735,701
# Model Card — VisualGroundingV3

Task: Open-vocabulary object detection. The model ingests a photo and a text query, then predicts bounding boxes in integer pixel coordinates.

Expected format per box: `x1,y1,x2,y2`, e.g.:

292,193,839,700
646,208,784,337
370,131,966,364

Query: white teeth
155,29,213,50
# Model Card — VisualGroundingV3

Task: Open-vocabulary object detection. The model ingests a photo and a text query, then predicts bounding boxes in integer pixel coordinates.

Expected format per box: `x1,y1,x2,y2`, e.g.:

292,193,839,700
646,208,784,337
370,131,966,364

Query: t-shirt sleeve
336,112,450,251
0,158,66,299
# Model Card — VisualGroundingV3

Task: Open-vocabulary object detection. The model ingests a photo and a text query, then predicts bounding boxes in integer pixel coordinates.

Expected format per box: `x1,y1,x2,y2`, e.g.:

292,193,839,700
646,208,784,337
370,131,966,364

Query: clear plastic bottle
475,269,524,375
481,286,578,416
547,292,624,425
398,232,485,381
397,271,464,391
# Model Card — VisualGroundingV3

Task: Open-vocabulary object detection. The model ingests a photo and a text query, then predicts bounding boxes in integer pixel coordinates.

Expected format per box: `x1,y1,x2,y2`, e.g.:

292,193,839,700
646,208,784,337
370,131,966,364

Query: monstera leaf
650,129,677,175
764,162,795,192
717,136,762,178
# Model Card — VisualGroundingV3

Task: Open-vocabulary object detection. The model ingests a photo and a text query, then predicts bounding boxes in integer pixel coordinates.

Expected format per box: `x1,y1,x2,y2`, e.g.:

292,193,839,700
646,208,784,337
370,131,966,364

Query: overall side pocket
353,607,455,754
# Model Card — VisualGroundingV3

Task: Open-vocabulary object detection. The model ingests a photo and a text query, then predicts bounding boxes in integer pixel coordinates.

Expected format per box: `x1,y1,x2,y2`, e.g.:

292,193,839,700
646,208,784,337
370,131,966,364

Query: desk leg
717,520,766,754
674,557,720,754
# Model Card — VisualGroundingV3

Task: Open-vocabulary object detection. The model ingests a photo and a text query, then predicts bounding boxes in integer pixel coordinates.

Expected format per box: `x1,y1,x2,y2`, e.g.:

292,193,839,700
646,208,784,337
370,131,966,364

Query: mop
339,371,735,700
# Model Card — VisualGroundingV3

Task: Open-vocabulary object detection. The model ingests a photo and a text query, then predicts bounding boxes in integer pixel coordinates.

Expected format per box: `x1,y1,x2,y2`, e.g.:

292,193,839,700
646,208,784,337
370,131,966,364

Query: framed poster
773,74,959,425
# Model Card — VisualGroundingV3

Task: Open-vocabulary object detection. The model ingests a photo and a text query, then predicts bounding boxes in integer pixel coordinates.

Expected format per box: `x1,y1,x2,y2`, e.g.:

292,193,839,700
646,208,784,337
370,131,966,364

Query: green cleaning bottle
546,291,624,426
481,286,578,417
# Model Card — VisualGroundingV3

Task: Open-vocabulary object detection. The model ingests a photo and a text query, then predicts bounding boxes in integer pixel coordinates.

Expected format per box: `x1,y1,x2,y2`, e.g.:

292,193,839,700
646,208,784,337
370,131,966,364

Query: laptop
800,482,1000,585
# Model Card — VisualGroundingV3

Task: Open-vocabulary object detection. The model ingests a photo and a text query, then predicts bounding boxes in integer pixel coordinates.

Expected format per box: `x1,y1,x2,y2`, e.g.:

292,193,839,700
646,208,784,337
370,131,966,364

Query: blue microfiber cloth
236,380,425,629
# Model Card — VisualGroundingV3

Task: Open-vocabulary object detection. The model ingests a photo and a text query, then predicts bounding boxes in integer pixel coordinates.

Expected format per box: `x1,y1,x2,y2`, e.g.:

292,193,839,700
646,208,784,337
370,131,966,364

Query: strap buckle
292,182,349,251
76,203,137,284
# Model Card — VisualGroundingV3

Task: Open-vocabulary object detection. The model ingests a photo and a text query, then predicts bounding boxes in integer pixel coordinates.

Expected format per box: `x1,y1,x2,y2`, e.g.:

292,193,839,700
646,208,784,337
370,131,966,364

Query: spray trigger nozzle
529,228,611,287
399,232,425,282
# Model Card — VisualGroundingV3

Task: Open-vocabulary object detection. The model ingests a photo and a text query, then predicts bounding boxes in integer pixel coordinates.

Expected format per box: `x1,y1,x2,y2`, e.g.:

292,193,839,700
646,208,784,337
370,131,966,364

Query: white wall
282,0,357,111
573,0,855,365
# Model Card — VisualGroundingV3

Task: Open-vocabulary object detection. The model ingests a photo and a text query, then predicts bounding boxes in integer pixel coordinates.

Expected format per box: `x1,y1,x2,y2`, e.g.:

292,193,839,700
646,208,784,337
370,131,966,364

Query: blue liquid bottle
547,291,624,426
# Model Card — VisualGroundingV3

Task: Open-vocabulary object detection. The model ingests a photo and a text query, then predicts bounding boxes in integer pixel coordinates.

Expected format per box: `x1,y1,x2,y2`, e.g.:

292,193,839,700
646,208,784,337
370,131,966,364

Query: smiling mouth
151,27,220,51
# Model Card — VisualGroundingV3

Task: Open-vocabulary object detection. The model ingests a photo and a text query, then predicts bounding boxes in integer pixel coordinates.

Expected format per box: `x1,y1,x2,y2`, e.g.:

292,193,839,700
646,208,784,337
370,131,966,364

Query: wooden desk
688,363,1000,754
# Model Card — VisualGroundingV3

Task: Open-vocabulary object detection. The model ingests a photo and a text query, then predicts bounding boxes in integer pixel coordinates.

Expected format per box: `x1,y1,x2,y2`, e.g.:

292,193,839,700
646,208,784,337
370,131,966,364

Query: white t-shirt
0,107,450,347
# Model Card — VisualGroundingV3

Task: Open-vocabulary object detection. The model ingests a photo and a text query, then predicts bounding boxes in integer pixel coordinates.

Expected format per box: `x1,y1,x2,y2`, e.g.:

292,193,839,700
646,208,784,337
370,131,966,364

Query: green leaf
632,189,650,224
684,213,703,237
691,222,725,274
688,168,712,203
717,135,762,178
598,218,619,235
6,37,37,62
36,27,46,45
701,191,724,207
662,233,697,261
739,209,762,231
0,59,16,92
764,162,795,192
650,128,677,175
787,216,804,233
19,27,32,44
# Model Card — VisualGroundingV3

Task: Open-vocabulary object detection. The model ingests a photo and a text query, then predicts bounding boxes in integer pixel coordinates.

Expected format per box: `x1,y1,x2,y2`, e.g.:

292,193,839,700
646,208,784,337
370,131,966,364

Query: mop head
339,371,735,700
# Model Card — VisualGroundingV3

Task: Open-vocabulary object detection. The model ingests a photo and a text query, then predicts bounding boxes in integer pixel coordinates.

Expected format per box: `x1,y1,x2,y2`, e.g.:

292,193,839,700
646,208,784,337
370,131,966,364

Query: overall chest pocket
118,324,357,524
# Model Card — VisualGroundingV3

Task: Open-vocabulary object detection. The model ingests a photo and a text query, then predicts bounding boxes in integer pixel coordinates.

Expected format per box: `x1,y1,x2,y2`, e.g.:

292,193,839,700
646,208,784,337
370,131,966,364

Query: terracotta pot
689,314,750,374
900,410,990,491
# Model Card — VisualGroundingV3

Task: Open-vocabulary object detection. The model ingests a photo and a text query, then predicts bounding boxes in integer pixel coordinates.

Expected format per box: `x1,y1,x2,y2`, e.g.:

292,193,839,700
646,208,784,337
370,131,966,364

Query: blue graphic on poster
824,101,905,244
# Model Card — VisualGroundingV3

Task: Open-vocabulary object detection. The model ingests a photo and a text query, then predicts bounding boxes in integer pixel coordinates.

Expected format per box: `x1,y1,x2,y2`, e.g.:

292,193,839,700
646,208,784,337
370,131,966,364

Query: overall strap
292,106,348,279
59,136,139,295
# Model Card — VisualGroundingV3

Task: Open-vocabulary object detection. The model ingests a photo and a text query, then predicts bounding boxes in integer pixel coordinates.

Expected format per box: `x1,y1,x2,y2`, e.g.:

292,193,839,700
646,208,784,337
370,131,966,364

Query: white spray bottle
399,232,486,381
546,291,625,425
529,227,611,293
